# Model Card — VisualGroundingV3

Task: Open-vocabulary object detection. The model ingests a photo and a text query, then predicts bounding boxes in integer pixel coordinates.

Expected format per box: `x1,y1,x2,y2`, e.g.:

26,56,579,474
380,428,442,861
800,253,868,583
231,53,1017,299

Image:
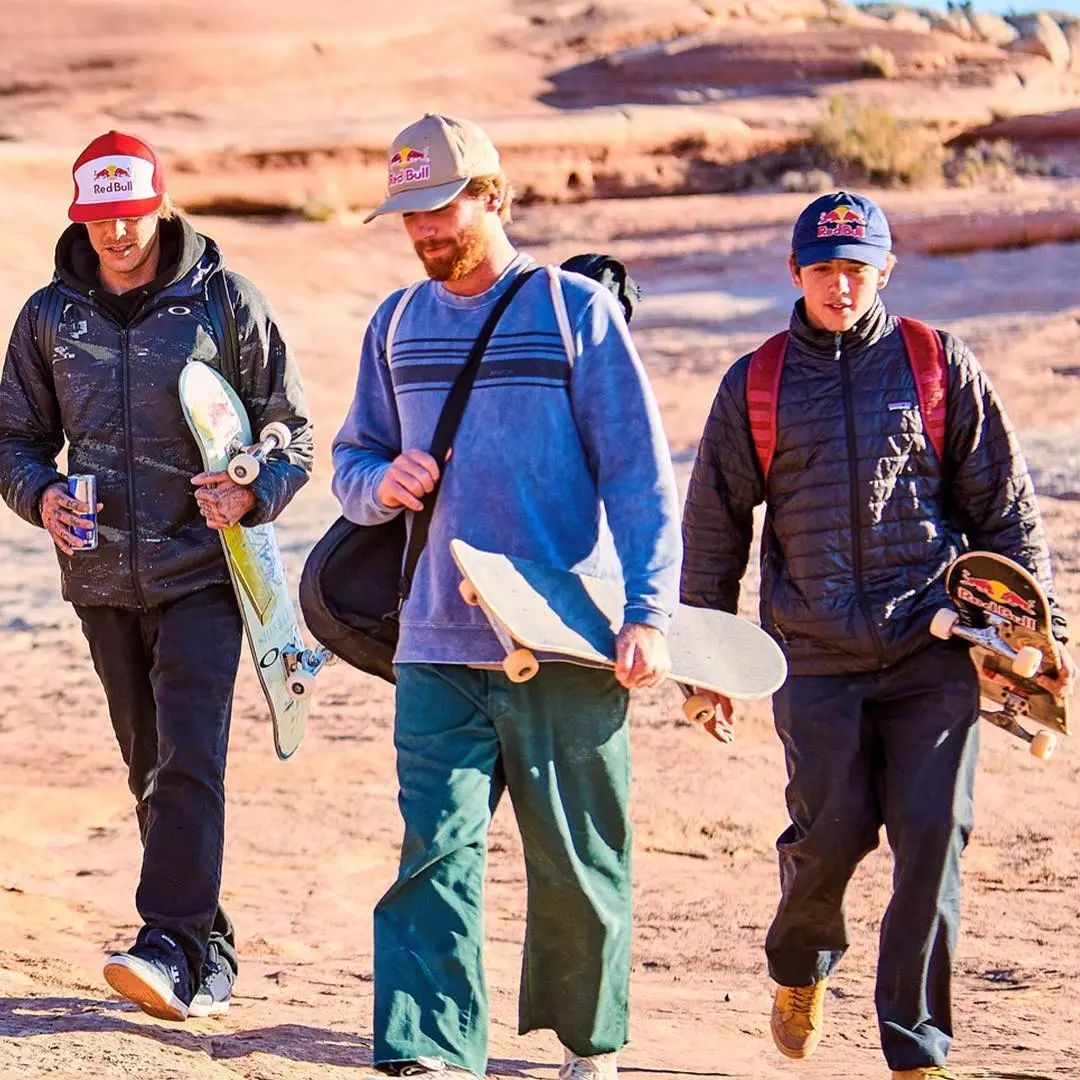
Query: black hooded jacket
681,297,1065,677
0,217,313,609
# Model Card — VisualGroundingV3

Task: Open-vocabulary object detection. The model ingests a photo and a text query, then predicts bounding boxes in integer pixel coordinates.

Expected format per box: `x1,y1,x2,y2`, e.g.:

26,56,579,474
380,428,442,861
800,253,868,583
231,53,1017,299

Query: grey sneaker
104,932,191,1022
188,943,235,1018
559,1048,618,1080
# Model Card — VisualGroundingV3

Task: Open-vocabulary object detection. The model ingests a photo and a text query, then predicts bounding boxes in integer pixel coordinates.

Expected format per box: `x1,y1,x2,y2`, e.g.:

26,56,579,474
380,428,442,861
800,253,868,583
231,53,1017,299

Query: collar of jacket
51,215,221,307
788,296,889,361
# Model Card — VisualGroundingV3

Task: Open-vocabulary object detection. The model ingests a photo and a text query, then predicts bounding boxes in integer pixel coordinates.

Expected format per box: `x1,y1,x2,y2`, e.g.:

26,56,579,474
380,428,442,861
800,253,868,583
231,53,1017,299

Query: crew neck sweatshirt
331,253,681,665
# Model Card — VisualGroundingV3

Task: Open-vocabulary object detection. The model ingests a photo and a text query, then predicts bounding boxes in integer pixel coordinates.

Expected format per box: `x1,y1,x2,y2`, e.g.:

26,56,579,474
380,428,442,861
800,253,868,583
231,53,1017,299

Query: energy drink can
67,474,98,550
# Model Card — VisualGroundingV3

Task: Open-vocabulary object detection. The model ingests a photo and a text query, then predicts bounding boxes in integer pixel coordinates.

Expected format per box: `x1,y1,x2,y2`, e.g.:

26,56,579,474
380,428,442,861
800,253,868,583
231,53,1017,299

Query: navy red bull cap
791,191,892,270
69,130,165,223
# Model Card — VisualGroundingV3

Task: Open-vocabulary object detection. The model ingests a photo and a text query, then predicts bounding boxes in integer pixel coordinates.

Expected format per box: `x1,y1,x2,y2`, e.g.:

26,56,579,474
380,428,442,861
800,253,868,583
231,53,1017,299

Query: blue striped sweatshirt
331,253,681,665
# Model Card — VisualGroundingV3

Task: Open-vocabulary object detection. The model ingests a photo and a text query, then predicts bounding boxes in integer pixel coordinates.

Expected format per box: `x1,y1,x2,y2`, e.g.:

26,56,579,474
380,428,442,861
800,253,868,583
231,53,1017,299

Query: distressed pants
374,662,632,1076
765,641,980,1071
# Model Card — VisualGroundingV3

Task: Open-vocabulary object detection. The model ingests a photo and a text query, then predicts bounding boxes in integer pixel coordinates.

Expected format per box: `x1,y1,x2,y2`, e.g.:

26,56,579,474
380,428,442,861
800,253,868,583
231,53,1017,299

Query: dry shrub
946,139,1065,188
860,44,898,78
813,95,945,186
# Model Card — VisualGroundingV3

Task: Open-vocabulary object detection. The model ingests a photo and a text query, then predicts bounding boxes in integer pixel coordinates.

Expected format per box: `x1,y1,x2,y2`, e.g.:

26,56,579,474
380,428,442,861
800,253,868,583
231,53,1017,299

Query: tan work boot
891,1069,956,1079
770,979,828,1059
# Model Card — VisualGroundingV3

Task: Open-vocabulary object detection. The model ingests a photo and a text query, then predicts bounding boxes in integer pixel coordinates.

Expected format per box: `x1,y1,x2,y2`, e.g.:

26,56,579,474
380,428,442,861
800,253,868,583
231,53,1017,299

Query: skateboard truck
283,645,337,700
977,663,1058,761
930,609,1043,679
227,422,293,486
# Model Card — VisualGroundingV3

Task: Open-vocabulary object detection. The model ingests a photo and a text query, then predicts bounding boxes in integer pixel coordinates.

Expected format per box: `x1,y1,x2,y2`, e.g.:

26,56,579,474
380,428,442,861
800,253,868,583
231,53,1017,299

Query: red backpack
746,318,947,480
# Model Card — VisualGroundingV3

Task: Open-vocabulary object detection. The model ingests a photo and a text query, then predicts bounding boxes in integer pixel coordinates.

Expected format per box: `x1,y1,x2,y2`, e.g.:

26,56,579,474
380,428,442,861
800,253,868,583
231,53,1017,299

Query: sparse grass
813,95,946,187
860,44,898,79
946,138,1066,187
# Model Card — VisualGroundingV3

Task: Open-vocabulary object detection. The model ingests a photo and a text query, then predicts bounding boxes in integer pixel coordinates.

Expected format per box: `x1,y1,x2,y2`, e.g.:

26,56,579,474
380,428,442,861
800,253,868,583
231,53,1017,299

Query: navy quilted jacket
681,297,1065,676
0,218,312,609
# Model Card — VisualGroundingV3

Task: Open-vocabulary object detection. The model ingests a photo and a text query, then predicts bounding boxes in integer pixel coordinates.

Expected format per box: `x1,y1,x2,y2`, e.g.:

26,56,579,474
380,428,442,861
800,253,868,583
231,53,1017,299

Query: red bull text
388,144,431,189
91,163,134,197
957,570,1037,629
67,474,98,551
817,205,867,240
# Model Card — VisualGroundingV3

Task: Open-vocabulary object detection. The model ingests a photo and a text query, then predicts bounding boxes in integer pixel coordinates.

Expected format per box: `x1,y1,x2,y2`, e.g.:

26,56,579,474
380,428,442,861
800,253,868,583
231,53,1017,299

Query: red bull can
67,474,98,551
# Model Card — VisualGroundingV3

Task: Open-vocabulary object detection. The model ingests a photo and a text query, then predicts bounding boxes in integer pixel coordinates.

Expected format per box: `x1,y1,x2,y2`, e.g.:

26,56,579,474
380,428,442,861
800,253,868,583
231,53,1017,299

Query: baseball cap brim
795,240,890,270
362,177,468,224
69,193,163,224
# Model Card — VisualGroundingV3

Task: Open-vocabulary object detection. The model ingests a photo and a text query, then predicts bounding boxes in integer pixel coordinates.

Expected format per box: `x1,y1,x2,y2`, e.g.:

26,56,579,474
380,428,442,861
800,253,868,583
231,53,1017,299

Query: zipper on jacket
120,327,148,611
837,333,886,666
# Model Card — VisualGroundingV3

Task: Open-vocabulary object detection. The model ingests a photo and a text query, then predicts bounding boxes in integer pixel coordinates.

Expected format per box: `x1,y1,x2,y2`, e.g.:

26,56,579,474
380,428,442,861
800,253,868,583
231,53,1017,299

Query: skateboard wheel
1030,729,1056,761
929,608,960,640
503,648,539,683
287,669,316,699
459,579,480,606
228,452,260,485
683,694,715,725
1012,645,1042,680
261,421,292,452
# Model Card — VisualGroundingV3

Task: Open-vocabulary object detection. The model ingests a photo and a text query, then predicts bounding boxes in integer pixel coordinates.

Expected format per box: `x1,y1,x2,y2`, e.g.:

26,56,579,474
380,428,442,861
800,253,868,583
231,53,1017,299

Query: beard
414,222,488,282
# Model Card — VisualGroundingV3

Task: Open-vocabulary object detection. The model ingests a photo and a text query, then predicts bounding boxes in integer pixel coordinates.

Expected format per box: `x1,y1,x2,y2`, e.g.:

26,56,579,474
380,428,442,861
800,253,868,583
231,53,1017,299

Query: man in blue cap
680,191,1074,1079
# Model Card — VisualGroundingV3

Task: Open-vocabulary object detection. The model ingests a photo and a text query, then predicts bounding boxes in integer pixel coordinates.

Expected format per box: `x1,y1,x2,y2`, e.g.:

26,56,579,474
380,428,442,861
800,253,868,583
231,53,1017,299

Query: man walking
332,113,681,1079
681,191,1073,1079
0,130,312,1021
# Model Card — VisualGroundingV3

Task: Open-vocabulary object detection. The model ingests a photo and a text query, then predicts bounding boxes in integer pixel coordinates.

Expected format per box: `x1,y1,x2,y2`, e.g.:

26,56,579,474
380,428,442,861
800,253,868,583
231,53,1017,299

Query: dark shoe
369,1060,476,1077
104,931,192,1022
188,942,235,1018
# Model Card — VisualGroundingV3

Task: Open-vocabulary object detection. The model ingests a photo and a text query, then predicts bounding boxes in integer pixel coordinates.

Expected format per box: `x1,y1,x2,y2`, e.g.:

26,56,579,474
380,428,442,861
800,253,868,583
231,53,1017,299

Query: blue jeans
765,641,980,1071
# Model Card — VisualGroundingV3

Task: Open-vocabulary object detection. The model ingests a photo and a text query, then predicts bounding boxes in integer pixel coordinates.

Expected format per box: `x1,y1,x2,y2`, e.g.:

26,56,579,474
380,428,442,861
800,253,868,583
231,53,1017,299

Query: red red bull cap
792,191,892,270
364,113,502,224
69,130,165,223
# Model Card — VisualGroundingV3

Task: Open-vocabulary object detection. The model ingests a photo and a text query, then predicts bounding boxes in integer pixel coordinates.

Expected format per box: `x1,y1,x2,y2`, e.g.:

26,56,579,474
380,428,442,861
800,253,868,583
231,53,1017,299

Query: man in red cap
0,131,313,1021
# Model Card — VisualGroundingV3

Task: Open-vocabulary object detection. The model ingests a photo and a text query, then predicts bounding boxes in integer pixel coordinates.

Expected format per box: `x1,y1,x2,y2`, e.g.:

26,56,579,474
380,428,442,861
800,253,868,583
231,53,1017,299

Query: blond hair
158,192,175,221
466,173,514,224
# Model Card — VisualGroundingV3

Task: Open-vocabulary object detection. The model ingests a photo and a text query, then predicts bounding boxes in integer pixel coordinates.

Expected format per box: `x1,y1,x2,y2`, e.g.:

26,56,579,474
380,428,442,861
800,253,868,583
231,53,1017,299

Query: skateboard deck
450,539,787,741
932,550,1069,760
179,360,327,759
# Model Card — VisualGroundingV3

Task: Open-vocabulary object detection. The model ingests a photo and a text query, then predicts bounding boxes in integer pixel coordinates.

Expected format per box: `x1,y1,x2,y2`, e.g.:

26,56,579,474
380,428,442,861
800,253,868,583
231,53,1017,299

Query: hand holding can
40,477,101,554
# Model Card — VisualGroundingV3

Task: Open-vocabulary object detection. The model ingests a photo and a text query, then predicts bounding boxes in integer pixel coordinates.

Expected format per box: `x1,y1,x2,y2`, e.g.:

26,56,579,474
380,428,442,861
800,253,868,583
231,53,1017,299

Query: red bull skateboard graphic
179,360,331,759
931,551,1069,760
450,539,787,744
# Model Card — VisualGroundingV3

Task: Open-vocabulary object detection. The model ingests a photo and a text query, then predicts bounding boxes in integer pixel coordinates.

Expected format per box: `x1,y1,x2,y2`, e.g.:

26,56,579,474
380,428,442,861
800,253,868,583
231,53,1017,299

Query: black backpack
298,254,641,683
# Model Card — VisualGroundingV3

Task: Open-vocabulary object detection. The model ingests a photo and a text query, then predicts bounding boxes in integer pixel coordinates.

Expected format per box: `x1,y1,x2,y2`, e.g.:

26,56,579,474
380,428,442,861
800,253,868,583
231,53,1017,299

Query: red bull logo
388,144,431,189
817,205,867,240
91,161,135,196
957,570,1038,628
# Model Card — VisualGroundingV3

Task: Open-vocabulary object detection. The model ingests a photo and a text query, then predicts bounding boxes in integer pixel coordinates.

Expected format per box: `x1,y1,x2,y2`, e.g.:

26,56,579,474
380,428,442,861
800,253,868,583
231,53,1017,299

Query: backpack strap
386,281,424,365
207,272,241,390
34,285,65,367
746,331,789,481
545,265,576,366
897,316,947,464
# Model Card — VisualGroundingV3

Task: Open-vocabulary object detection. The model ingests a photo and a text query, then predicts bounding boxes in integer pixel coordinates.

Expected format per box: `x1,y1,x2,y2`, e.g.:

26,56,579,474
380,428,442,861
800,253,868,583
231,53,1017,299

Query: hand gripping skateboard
450,539,788,743
179,360,333,759
930,550,1070,761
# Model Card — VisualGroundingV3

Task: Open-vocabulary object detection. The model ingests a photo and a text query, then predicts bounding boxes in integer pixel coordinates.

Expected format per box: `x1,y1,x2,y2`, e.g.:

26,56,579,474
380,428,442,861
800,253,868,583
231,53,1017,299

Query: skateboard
450,539,788,743
179,360,332,759
930,550,1069,761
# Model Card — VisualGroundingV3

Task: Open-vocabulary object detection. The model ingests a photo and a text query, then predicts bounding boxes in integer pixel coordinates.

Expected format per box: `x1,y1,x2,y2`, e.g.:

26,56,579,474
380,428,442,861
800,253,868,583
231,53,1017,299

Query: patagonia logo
888,401,914,411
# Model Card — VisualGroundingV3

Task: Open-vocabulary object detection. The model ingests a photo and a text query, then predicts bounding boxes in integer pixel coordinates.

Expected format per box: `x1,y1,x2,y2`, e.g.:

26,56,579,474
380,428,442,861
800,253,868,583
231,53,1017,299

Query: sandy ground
2,3,1080,1079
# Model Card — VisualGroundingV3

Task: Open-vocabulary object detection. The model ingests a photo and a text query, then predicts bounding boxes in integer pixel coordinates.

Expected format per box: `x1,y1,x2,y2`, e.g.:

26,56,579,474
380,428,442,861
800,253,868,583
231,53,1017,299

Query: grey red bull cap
363,113,501,224
792,191,892,270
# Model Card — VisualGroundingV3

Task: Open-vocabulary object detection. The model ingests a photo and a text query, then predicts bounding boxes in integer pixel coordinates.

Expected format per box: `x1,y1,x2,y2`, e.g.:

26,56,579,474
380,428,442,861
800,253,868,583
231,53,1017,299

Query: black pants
75,584,242,987
765,641,980,1071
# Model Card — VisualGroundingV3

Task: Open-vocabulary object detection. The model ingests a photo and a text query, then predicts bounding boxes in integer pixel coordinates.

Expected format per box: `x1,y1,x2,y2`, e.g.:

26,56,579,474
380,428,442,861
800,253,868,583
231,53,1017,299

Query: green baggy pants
373,662,632,1076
